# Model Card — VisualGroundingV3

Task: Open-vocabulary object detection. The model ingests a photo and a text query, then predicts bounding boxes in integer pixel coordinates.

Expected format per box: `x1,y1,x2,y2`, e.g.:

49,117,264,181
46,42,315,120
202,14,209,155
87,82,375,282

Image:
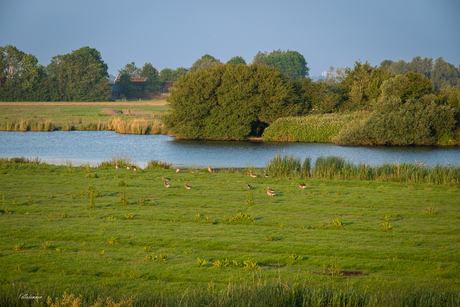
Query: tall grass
97,153,137,169
262,112,365,142
2,280,459,307
108,117,167,135
145,159,172,170
266,154,460,185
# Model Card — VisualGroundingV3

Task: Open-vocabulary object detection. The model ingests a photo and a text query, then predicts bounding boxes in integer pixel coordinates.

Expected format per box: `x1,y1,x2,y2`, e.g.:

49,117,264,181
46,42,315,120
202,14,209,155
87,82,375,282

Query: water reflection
0,131,458,168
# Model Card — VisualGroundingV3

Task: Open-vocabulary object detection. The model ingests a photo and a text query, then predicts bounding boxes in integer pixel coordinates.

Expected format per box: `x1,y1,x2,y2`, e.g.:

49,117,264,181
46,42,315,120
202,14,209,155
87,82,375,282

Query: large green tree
431,57,460,90
226,56,246,65
189,54,222,73
47,46,111,101
0,45,48,101
163,64,303,140
118,62,140,77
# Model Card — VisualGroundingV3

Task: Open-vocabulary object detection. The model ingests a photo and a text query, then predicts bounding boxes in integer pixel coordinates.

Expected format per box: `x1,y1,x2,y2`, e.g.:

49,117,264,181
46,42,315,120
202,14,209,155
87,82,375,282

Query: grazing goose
184,183,191,190
267,186,275,193
447,163,453,167
208,165,214,173
267,187,276,197
176,168,180,173
115,165,119,170
298,183,307,189
247,184,254,189
164,181,171,188
415,160,426,166
263,170,269,178
133,167,137,172
162,176,169,181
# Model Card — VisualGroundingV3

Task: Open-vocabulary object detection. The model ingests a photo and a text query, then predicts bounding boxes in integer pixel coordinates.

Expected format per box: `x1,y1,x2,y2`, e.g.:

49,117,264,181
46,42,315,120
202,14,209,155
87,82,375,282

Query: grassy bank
0,100,170,134
262,112,365,142
0,157,459,305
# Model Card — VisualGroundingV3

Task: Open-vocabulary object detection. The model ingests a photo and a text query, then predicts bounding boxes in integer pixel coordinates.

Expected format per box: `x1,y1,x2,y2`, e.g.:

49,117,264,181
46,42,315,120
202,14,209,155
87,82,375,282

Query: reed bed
108,117,167,135
267,154,460,185
145,159,172,170
262,112,365,142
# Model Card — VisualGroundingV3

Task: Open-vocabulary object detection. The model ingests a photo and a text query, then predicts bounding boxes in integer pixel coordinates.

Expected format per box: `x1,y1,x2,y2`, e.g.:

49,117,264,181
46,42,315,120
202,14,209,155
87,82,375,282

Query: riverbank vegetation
0,157,459,306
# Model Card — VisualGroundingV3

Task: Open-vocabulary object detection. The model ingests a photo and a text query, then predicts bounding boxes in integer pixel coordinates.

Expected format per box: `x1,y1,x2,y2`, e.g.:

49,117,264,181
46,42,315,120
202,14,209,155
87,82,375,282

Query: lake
0,131,459,168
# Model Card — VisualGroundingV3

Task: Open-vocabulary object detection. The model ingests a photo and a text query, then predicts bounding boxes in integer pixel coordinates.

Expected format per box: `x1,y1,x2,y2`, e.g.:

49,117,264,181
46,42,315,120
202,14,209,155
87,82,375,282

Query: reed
266,154,460,185
145,159,172,170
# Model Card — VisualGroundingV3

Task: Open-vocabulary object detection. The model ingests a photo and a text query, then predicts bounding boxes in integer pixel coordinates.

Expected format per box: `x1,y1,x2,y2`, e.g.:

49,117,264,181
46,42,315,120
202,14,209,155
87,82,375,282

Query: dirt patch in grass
101,108,122,115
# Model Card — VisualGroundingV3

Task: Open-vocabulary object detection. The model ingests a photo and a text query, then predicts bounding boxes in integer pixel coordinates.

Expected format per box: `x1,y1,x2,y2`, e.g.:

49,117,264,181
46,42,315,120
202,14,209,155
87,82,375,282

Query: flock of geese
115,161,455,196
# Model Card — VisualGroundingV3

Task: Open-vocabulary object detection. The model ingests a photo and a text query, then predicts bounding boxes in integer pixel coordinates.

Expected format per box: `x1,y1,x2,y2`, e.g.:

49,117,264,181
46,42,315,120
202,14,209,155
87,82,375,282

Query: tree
140,62,158,78
118,62,140,77
389,59,408,75
252,50,309,80
226,56,246,65
0,45,48,101
339,61,391,111
47,46,111,101
173,67,188,80
163,64,302,140
380,72,433,102
116,73,133,96
407,56,433,78
189,54,222,73
159,68,175,82
431,57,460,90
380,60,393,68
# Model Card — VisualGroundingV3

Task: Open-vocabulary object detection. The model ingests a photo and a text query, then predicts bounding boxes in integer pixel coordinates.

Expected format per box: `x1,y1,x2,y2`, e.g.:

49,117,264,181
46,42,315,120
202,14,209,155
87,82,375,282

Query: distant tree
173,67,188,80
47,46,111,101
293,77,341,114
340,61,391,110
118,62,140,77
139,63,161,93
139,62,158,78
380,60,394,68
0,45,48,101
389,59,408,75
116,72,133,96
189,54,222,73
226,56,246,65
431,57,460,90
407,56,433,78
159,68,175,82
252,50,309,79
380,72,433,102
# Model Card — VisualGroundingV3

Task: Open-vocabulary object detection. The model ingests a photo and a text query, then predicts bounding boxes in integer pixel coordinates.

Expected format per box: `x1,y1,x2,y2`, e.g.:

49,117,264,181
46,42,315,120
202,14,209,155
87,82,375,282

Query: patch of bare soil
101,108,122,115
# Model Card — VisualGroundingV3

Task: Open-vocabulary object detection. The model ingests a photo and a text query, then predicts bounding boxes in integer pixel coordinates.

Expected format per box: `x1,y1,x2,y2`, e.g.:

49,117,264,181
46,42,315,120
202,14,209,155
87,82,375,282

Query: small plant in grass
138,196,146,206
47,214,55,221
213,259,230,269
195,214,203,220
108,237,119,245
89,195,96,208
1,208,11,215
382,222,392,231
107,215,116,220
119,189,129,205
56,247,66,253
324,259,343,278
117,180,127,187
41,242,52,250
288,254,302,265
61,213,69,218
157,254,168,262
245,192,254,205
125,213,135,220
266,235,279,241
427,206,438,215
243,259,259,270
224,213,254,222
87,185,101,198
230,260,240,268
14,242,26,251
196,257,208,267
144,254,156,261
144,246,152,252
202,215,218,224
332,218,344,228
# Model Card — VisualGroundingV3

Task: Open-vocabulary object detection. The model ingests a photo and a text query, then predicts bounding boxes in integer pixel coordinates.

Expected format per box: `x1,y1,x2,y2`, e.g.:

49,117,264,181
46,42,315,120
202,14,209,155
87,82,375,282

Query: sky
1,0,459,77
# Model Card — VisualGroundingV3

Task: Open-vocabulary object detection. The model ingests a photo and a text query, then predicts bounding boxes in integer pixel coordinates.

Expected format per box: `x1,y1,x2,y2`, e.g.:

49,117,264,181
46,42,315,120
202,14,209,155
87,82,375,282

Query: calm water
0,131,459,168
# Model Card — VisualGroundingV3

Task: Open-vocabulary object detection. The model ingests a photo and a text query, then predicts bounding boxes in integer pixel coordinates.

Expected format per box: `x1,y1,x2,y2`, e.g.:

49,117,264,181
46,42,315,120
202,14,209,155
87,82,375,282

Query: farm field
0,99,169,132
0,158,459,306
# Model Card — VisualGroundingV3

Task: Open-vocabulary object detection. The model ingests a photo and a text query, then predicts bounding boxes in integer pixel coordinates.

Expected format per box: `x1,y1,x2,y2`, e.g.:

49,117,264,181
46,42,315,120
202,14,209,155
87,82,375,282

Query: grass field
0,99,170,133
1,158,459,306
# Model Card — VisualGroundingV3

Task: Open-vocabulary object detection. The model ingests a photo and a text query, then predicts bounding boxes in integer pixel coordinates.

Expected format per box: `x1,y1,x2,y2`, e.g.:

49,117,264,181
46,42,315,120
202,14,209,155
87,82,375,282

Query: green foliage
335,95,456,145
380,72,433,102
118,62,140,77
145,159,172,170
226,56,246,65
163,64,303,140
253,50,309,79
262,112,363,142
189,54,222,73
245,192,254,205
431,57,460,90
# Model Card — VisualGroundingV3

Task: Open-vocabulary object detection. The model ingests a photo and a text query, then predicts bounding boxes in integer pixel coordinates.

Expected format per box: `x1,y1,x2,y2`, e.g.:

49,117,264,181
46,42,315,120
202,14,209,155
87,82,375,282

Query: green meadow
0,157,459,306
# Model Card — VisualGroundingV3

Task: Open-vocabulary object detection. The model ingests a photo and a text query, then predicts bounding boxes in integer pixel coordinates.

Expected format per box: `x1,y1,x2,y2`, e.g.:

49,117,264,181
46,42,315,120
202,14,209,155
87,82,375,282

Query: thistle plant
196,257,208,267
332,218,344,228
243,259,258,270
213,259,229,269
245,192,254,205
288,254,302,265
14,242,26,251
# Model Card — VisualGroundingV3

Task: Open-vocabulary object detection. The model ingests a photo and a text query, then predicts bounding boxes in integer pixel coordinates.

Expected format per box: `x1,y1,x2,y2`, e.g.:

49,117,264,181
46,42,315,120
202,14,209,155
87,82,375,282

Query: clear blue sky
1,0,459,77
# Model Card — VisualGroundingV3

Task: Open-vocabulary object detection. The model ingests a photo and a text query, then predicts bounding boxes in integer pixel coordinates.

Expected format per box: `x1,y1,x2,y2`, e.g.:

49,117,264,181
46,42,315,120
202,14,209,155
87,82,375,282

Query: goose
115,165,119,170
126,166,130,170
162,176,170,181
164,181,171,188
133,167,137,172
247,184,254,189
267,186,275,193
248,171,258,178
176,169,180,173
267,187,276,197
447,163,453,167
184,183,191,190
208,165,214,173
415,160,426,166
263,170,269,178
298,183,307,189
